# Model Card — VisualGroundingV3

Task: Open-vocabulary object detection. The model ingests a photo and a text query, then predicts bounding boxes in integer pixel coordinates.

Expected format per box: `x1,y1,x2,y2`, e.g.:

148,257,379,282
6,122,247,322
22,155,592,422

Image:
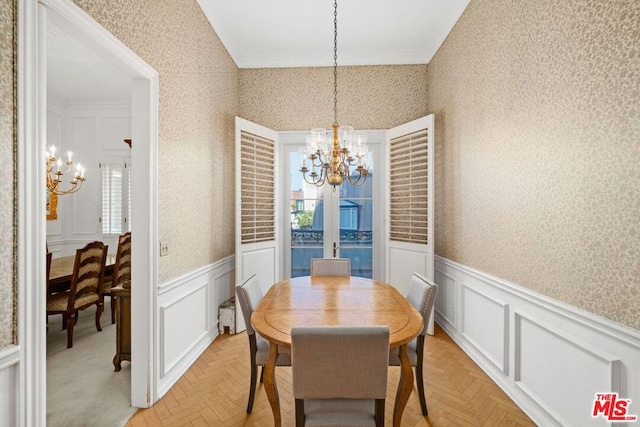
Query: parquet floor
126,324,534,426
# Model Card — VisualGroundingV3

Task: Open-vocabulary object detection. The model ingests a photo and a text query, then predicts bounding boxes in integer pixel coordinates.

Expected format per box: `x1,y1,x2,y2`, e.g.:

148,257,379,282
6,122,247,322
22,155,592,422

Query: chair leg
110,294,116,324
295,399,305,427
96,303,103,332
416,335,428,416
375,399,385,427
66,313,75,348
247,336,258,413
260,365,264,383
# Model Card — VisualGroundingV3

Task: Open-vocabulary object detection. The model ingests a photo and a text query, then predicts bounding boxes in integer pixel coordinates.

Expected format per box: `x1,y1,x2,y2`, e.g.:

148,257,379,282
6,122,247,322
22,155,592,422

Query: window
101,160,131,234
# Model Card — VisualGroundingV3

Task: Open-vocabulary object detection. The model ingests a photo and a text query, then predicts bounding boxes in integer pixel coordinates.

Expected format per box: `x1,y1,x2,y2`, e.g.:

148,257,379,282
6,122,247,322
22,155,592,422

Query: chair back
235,274,263,336
46,252,52,292
112,232,132,287
310,258,351,277
68,241,108,311
292,325,389,400
406,273,439,336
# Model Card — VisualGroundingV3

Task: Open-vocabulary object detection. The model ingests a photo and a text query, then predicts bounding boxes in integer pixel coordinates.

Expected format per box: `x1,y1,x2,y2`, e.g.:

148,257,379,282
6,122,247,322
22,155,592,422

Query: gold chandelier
299,0,369,189
46,144,86,196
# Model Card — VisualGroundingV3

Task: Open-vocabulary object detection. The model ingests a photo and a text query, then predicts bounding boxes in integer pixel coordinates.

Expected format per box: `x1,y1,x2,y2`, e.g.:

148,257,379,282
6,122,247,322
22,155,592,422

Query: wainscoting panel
435,256,640,427
434,269,457,329
461,283,509,374
0,346,19,426
514,312,620,427
157,255,234,398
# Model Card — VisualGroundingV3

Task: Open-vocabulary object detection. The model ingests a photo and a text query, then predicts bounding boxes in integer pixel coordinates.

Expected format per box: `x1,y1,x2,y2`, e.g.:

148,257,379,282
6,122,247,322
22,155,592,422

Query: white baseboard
157,255,235,398
435,255,640,427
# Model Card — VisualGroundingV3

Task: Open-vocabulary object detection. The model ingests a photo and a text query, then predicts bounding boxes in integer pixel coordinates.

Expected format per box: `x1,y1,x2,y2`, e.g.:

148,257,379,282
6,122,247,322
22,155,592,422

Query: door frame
279,130,386,280
18,0,159,423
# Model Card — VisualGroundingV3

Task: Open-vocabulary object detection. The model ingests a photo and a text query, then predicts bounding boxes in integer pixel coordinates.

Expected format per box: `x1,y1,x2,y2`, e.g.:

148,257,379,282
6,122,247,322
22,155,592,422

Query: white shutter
386,115,435,333
101,160,130,234
235,117,280,332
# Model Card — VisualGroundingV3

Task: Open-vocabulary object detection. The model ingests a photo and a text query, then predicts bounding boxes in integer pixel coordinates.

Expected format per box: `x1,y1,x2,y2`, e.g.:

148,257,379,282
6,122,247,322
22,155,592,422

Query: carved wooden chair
292,325,389,427
309,258,351,277
235,274,291,413
46,241,108,348
388,272,439,415
102,231,131,323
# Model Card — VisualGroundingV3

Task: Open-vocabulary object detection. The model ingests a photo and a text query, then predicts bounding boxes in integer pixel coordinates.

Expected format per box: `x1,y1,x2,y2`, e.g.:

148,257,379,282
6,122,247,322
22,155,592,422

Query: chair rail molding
434,255,640,427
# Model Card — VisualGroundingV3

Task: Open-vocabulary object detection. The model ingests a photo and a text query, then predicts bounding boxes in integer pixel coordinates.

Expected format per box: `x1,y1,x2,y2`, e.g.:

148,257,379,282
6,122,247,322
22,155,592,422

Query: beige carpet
47,299,137,427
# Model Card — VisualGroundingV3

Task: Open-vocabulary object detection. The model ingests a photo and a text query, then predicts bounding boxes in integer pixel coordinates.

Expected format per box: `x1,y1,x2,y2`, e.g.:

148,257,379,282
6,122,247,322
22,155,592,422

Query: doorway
18,0,159,422
281,131,385,280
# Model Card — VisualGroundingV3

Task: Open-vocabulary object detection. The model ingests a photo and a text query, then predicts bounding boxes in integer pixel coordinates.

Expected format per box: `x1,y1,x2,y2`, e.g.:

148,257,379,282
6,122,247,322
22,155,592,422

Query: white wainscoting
157,255,235,398
0,346,19,426
435,256,640,427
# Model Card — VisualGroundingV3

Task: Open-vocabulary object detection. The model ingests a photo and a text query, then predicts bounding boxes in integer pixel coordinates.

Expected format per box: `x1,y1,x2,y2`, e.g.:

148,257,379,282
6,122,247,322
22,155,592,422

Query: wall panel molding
156,255,235,398
434,255,640,427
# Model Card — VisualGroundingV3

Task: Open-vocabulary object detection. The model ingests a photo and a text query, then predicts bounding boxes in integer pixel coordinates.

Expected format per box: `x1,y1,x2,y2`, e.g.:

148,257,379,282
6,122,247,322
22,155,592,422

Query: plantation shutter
389,129,429,244
101,160,130,234
235,117,280,332
386,115,434,333
240,132,276,243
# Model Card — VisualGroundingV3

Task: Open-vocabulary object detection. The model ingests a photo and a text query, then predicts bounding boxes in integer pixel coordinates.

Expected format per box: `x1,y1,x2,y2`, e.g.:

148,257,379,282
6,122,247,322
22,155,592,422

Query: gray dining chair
292,325,389,427
309,257,351,277
388,272,438,416
235,274,291,413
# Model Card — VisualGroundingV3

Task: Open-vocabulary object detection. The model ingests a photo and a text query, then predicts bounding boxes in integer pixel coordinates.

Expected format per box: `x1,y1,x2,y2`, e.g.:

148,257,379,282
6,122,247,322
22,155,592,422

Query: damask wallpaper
0,0,15,347
71,0,239,283
239,65,428,131
429,0,640,329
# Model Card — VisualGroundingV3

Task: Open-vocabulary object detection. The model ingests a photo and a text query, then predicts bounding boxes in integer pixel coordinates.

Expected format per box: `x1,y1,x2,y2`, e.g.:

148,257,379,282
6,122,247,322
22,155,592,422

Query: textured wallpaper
429,0,640,329
72,0,239,283
239,65,428,131
0,0,15,347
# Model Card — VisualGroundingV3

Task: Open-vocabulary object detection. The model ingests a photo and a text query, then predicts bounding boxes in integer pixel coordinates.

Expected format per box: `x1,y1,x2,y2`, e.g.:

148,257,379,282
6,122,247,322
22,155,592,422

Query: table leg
393,343,414,427
264,342,281,427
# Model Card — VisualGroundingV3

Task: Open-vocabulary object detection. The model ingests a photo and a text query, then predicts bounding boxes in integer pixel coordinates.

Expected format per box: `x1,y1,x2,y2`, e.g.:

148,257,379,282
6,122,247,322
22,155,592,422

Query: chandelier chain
333,0,338,127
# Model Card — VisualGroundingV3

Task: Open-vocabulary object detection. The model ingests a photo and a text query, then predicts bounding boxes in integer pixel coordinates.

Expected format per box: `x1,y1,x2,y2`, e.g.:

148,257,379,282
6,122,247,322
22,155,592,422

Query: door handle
333,242,338,258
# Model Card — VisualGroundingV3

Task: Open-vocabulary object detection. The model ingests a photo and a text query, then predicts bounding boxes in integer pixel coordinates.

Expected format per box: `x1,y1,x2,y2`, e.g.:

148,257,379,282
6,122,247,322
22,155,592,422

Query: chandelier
46,144,86,195
299,0,369,189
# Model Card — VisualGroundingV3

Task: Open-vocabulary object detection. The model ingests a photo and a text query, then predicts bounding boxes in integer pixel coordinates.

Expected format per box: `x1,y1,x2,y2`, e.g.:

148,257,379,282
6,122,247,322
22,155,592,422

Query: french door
281,131,384,279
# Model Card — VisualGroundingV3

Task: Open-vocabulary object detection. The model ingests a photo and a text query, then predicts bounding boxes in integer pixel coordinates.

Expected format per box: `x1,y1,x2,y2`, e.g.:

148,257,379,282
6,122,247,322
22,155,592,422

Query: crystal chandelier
46,144,86,195
299,0,369,189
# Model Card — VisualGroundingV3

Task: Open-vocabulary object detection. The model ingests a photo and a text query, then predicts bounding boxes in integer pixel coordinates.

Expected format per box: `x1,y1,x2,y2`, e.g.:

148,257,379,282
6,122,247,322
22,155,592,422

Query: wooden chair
46,252,52,288
309,258,351,277
46,241,108,348
292,325,389,427
235,274,291,413
388,273,439,415
102,232,131,324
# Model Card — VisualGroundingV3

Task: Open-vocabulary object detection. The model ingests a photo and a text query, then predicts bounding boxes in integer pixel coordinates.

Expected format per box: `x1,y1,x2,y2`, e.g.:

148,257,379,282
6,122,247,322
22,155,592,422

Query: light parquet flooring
126,324,534,426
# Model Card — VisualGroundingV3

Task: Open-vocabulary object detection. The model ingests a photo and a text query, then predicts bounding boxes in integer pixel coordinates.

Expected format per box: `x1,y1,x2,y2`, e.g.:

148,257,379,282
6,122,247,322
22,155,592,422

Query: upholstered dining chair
235,274,291,414
46,241,108,348
291,325,389,427
309,257,351,277
101,231,131,324
388,273,439,416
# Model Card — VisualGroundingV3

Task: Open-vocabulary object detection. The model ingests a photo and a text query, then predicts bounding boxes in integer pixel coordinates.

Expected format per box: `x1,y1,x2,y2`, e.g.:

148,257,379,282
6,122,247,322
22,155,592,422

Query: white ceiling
197,0,469,68
46,0,469,102
47,21,132,103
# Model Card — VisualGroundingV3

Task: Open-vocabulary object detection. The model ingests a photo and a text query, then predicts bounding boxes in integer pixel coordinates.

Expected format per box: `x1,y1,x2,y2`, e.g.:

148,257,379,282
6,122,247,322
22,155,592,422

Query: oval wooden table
251,275,424,427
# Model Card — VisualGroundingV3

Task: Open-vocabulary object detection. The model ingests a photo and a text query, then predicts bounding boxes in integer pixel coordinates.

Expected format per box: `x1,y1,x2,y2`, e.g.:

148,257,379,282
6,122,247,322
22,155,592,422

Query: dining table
48,253,117,294
251,275,424,427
